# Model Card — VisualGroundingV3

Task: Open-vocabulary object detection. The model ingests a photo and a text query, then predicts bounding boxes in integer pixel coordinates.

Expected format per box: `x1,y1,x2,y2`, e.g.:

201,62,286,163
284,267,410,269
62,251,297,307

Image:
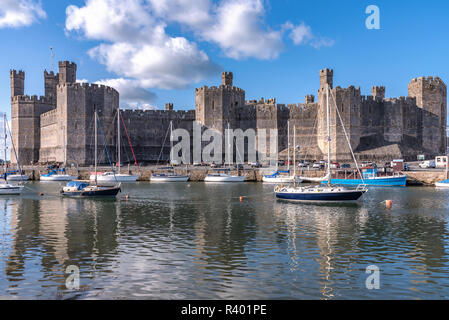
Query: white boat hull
204,174,246,182
262,176,302,183
6,174,30,181
435,182,449,188
0,184,24,195
40,174,78,181
89,174,139,183
151,175,190,182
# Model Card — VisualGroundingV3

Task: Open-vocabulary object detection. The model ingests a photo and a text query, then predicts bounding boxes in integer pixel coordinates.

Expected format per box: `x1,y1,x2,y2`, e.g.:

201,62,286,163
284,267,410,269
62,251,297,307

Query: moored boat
275,84,367,203
61,180,121,197
40,168,78,181
330,167,407,187
263,171,302,183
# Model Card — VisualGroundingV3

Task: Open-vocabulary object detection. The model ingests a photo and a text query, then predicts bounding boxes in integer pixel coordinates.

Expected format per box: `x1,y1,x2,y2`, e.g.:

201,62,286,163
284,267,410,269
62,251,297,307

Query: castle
10,61,447,166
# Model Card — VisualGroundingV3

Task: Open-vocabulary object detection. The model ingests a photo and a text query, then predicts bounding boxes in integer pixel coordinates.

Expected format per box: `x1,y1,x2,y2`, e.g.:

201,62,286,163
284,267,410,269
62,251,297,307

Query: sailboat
263,121,302,184
61,109,121,197
40,126,78,181
89,108,139,184
151,121,189,182
204,123,246,183
275,84,367,202
0,113,24,195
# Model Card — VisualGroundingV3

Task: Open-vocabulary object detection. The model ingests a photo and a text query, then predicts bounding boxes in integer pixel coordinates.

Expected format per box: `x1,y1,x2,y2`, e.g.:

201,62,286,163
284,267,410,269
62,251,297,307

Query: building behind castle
10,61,447,165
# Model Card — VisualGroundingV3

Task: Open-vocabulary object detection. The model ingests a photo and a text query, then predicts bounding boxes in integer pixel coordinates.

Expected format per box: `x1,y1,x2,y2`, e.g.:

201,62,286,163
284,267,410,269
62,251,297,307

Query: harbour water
1,182,449,299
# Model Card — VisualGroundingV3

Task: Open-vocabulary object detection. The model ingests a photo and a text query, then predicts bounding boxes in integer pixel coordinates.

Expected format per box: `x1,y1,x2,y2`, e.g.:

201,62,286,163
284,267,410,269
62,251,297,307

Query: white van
435,156,448,169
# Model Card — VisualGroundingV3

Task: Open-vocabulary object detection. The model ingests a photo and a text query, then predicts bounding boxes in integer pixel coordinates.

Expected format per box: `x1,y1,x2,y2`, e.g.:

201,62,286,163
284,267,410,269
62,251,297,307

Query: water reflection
0,183,449,299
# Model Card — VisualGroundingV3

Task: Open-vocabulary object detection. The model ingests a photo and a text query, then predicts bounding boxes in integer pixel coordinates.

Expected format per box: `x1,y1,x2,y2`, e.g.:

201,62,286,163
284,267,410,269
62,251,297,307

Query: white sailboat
263,121,302,183
275,84,367,202
204,123,246,183
90,108,139,184
40,126,78,181
1,113,24,195
435,163,449,188
151,120,189,182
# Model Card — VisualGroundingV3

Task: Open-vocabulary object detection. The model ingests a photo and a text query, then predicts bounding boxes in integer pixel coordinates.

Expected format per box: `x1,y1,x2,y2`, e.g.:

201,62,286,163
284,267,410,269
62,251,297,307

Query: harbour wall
14,166,448,185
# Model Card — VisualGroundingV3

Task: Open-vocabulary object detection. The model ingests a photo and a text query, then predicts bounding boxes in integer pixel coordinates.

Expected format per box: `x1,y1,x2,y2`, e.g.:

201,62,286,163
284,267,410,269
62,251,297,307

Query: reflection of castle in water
1,197,121,293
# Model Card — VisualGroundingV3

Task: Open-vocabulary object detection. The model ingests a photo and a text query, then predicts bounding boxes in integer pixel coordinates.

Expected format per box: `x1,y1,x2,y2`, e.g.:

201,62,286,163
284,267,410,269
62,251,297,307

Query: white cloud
95,78,157,110
0,0,46,28
66,0,221,91
200,0,284,60
65,0,334,107
285,21,335,49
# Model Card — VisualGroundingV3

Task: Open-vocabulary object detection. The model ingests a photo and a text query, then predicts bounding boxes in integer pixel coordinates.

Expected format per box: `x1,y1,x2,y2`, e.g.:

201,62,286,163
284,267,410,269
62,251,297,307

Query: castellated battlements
56,82,118,94
44,70,58,77
11,95,52,104
195,85,245,94
10,70,25,77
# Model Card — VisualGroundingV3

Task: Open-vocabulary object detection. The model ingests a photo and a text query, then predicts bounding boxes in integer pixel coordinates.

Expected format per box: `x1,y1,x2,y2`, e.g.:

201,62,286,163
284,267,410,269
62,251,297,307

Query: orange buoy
385,200,393,209
126,194,130,200
240,196,244,202
40,193,44,196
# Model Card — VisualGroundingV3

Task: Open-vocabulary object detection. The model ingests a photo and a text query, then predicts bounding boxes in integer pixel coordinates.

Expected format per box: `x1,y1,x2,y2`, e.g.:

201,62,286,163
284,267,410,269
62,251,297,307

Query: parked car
298,162,307,167
250,162,262,168
419,160,436,169
193,161,201,166
404,163,409,171
330,162,340,169
211,162,222,168
313,163,324,169
278,160,285,166
341,164,351,169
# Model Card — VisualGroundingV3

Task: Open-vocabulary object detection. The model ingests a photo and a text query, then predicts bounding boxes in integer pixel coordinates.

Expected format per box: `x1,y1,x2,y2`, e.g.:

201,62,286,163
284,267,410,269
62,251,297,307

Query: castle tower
320,69,333,89
165,103,174,111
372,86,385,100
58,61,77,84
195,72,245,132
305,95,315,104
10,70,25,97
222,72,233,87
408,76,447,155
44,70,59,103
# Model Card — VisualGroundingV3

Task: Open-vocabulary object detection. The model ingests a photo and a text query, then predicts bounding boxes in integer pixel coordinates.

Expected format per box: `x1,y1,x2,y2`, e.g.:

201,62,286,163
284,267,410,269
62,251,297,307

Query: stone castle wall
10,62,447,166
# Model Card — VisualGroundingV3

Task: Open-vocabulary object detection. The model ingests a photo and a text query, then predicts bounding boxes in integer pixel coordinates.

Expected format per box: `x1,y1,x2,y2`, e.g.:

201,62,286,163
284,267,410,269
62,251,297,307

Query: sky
0,0,448,117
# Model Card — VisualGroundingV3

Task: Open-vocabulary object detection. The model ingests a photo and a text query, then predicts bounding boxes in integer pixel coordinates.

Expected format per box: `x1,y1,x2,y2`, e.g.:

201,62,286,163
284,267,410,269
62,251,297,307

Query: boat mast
287,120,290,172
170,120,173,165
228,122,231,168
3,114,6,180
117,107,120,174
293,124,296,180
326,84,331,186
94,107,98,186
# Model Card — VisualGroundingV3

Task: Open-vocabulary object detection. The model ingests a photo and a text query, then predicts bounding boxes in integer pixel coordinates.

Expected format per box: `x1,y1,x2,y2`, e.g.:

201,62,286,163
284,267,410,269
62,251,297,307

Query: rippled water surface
1,182,449,299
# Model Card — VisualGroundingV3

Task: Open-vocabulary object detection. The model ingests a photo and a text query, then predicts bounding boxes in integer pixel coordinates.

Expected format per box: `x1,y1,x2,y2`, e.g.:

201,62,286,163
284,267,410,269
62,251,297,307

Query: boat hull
89,174,139,185
435,182,449,188
151,175,190,182
275,190,365,202
330,175,407,187
0,185,24,195
7,175,30,181
61,187,121,197
204,175,246,182
262,176,302,183
40,175,78,181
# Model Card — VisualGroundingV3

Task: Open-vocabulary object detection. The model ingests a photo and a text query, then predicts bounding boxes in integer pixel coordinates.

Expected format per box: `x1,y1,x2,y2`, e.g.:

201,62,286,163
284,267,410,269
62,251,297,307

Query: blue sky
0,0,448,117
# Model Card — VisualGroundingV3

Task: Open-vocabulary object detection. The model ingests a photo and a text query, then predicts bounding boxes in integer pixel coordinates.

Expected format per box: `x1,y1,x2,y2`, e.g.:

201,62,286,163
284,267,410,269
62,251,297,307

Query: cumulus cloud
0,0,46,28
65,0,334,108
285,22,335,49
66,0,221,91
96,78,158,110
